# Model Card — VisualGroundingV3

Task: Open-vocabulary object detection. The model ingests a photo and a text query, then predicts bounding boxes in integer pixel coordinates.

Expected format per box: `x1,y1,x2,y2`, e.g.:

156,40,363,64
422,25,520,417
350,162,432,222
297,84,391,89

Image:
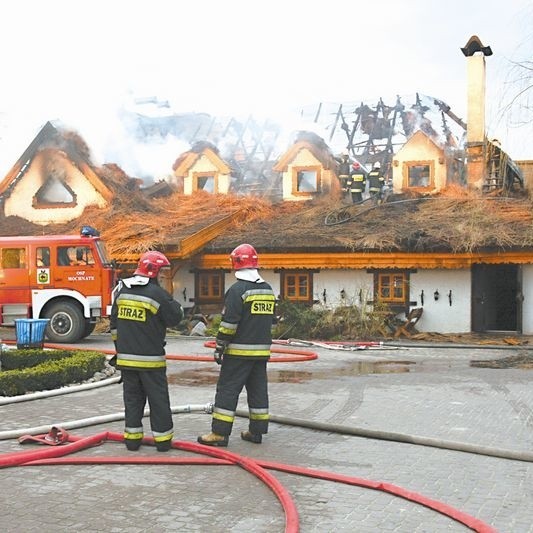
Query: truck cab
0,227,116,343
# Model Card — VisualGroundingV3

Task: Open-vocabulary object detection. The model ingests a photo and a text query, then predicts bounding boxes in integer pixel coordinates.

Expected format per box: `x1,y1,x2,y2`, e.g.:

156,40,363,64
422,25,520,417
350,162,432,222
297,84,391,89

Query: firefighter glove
214,341,228,365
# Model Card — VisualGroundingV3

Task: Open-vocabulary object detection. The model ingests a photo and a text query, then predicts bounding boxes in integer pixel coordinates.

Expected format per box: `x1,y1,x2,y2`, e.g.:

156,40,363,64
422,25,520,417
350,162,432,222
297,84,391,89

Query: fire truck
0,227,116,343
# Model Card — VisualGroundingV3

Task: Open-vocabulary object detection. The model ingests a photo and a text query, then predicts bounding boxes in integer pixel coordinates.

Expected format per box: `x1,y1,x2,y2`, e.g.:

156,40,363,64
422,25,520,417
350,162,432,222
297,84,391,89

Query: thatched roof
0,189,272,260
2,183,533,260
204,187,533,254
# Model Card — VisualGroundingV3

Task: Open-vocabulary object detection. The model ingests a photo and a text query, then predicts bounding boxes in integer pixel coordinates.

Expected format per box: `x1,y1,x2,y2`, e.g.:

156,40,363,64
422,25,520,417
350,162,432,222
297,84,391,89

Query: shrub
0,349,107,397
273,300,395,341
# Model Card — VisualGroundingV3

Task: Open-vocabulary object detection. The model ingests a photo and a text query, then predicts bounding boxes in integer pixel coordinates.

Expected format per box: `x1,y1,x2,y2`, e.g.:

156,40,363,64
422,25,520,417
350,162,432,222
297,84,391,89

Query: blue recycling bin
14,319,50,349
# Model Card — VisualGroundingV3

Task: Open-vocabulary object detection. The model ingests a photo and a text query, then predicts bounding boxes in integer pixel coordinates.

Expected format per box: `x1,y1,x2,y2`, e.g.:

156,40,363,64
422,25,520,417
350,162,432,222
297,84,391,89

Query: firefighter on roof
110,250,183,452
198,244,276,447
347,161,367,203
335,150,351,199
368,161,385,199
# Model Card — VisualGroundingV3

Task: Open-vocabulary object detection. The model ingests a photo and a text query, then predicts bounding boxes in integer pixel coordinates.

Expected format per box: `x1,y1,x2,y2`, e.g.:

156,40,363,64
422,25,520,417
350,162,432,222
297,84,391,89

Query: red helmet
230,244,258,270
352,162,360,170
134,251,170,278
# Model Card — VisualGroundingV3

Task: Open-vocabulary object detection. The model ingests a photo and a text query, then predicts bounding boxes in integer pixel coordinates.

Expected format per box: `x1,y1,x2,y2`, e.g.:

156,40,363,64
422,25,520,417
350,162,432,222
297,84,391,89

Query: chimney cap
461,35,493,57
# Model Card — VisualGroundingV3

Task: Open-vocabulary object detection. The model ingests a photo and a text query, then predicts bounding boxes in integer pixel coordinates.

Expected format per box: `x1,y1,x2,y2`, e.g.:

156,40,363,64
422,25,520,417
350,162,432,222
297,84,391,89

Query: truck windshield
95,240,112,265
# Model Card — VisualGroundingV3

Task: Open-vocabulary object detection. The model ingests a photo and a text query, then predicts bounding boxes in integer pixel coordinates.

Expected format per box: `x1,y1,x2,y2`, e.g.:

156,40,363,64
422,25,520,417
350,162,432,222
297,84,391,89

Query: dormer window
404,160,434,190
292,166,321,195
408,164,430,187
33,178,77,208
193,172,216,192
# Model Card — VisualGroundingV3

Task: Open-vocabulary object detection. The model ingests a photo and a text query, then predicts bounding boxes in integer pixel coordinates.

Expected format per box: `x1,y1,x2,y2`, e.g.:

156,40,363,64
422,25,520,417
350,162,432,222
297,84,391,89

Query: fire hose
0,342,517,530
0,428,497,533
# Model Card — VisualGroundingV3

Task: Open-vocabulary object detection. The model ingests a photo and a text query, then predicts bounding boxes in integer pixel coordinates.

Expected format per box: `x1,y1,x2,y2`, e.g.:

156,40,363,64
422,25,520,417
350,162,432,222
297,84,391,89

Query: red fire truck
0,227,116,343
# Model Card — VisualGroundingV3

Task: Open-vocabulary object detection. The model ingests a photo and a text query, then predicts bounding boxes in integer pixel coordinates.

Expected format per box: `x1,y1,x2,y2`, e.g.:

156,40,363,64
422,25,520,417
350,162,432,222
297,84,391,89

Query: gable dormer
173,143,232,195
0,122,112,225
391,130,448,193
273,135,336,201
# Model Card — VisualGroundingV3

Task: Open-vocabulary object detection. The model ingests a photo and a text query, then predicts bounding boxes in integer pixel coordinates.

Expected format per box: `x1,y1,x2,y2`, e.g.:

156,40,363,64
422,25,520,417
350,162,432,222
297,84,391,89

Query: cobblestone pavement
1,333,532,533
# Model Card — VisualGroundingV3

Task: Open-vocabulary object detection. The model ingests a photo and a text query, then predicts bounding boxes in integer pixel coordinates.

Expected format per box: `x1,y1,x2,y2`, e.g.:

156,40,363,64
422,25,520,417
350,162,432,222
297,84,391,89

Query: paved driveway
1,333,532,532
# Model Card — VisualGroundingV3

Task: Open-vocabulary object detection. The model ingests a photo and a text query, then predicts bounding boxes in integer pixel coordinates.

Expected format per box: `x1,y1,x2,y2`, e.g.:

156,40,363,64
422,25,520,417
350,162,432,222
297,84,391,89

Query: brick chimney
461,35,493,190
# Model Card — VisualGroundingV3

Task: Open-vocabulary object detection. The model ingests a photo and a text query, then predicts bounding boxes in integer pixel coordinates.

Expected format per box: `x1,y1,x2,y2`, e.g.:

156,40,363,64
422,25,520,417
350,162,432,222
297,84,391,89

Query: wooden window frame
192,172,218,193
402,160,434,191
291,166,321,196
194,270,225,304
280,270,313,303
372,270,411,313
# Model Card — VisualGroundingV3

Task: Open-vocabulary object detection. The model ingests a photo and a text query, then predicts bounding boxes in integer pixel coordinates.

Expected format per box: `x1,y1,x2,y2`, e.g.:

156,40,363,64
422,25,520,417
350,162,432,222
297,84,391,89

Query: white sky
0,0,531,175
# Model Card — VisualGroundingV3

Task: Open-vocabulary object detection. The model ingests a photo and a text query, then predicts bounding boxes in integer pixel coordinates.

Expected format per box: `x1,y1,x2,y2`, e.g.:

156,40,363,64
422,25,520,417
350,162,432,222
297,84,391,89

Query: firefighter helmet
134,251,170,278
230,244,259,270
352,162,360,170
373,161,381,169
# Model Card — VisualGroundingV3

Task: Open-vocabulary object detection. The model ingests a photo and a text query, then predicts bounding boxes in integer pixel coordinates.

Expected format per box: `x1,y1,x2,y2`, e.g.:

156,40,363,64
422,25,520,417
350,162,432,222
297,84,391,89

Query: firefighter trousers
122,368,174,444
211,357,269,437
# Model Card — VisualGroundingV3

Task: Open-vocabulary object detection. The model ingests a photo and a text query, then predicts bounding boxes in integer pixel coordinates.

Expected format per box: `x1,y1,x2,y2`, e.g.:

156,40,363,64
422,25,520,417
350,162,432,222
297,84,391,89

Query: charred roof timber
461,35,493,57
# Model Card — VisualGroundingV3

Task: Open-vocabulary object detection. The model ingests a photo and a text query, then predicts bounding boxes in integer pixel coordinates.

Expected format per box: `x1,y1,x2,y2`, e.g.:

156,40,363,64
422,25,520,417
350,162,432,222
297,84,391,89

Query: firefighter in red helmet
110,250,183,452
346,161,367,203
198,244,276,447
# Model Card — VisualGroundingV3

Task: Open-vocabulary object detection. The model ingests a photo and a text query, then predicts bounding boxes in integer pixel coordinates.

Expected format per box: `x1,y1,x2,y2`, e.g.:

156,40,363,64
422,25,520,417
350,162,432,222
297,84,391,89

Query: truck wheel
82,320,96,338
44,301,85,343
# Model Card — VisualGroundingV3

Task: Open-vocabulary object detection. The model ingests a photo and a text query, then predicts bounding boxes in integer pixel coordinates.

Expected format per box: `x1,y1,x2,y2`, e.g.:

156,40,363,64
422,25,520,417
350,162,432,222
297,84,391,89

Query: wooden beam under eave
173,210,245,259
195,251,533,270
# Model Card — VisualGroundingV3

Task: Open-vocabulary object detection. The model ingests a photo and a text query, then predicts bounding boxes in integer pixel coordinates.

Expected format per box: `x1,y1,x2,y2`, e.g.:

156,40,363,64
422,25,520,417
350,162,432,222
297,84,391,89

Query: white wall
173,264,474,333
409,269,471,333
312,269,374,309
172,266,196,310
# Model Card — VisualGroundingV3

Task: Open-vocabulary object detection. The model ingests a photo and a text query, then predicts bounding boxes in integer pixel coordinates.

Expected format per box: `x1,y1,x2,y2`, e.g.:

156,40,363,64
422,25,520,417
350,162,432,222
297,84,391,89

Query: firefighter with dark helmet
198,244,276,447
335,150,351,198
110,250,184,452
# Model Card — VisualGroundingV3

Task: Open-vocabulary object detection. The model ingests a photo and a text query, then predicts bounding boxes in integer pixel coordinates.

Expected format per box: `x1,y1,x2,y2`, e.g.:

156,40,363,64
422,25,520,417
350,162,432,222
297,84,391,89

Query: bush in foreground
0,349,106,397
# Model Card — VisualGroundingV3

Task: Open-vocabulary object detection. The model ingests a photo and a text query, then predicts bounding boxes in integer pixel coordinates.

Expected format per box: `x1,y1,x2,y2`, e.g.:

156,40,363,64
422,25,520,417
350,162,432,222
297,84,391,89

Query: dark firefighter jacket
347,171,366,192
368,169,385,192
110,275,184,370
217,279,276,359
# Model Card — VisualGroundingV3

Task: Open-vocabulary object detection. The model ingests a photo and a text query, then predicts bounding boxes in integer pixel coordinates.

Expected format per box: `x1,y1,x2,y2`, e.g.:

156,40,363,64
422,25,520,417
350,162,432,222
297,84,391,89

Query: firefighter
110,250,184,452
368,161,385,199
347,161,366,203
198,244,276,447
335,150,351,198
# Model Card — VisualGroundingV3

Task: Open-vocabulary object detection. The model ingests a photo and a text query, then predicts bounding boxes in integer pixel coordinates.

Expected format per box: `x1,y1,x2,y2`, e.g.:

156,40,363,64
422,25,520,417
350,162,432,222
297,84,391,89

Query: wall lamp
434,290,440,301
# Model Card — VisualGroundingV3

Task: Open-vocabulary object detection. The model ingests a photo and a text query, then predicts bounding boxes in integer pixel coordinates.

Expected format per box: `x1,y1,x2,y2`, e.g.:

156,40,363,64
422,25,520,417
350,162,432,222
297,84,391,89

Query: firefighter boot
197,432,228,447
241,431,262,444
125,439,142,451
156,441,172,452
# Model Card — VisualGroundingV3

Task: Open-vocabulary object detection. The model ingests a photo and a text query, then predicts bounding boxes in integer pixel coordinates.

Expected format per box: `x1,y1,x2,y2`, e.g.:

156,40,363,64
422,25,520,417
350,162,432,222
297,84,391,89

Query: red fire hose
0,429,497,533
6,340,318,363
